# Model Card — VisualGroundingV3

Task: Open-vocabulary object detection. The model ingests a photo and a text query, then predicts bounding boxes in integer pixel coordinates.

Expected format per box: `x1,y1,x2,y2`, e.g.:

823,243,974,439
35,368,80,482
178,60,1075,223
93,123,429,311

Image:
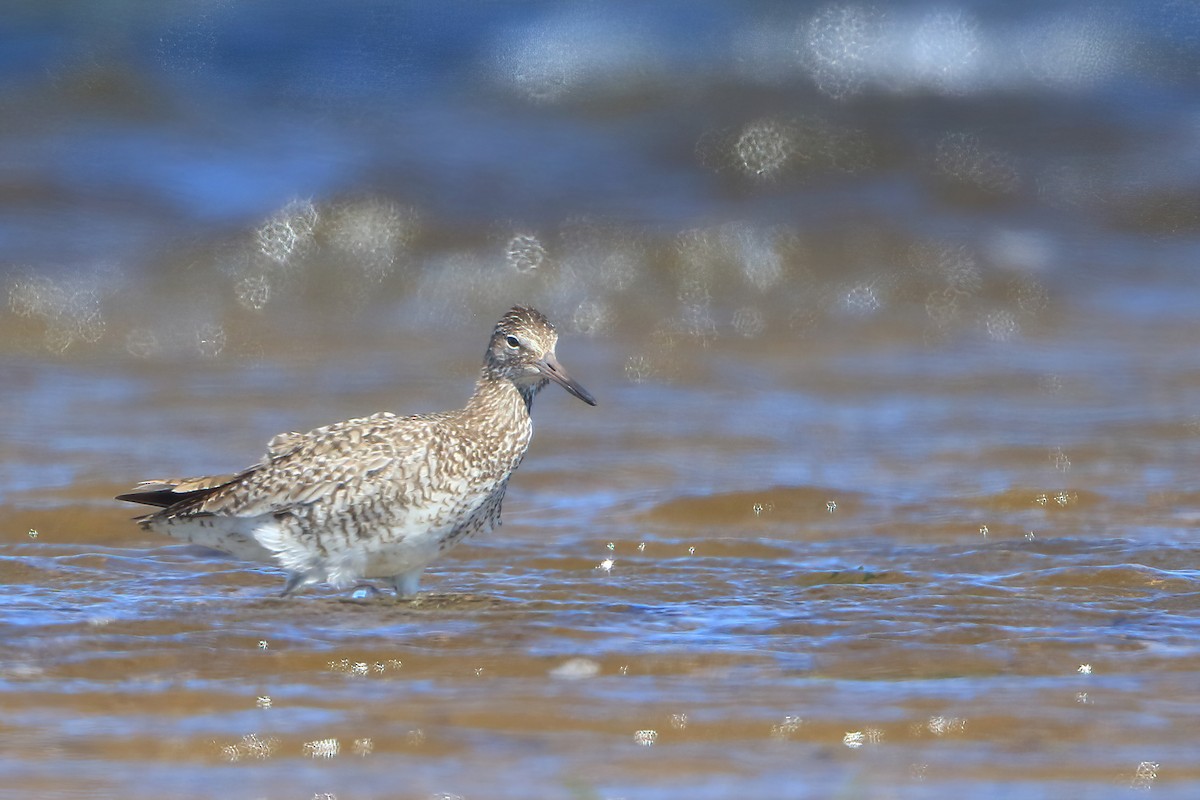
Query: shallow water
4,2,1200,799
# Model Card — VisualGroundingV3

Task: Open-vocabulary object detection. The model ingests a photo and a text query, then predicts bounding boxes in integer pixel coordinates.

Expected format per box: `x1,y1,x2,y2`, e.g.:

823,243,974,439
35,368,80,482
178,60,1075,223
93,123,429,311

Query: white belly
152,483,502,590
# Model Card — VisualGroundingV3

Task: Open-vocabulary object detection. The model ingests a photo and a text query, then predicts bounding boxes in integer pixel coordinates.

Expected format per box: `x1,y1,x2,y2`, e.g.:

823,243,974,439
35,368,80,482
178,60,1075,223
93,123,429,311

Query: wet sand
5,303,1200,798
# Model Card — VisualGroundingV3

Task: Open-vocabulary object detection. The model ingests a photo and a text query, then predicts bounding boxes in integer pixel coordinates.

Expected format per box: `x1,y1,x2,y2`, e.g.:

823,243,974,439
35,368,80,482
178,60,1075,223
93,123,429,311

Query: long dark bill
539,351,597,406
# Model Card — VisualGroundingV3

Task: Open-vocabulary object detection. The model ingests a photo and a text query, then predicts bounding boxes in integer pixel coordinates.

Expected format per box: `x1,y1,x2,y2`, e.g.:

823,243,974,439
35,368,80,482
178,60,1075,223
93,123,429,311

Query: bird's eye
505,335,520,349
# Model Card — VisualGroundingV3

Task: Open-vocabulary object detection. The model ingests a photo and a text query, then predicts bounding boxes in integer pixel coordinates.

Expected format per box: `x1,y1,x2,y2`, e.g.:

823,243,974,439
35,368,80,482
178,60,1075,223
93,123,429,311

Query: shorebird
117,306,596,597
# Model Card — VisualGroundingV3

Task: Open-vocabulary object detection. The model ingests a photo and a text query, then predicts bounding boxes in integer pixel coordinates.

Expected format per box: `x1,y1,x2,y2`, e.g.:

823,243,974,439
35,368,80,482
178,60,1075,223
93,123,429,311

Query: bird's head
486,306,596,406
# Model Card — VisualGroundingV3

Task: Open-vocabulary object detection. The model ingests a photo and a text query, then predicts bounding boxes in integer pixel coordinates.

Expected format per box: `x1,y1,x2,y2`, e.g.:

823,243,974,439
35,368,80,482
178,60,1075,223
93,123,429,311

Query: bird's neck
468,369,547,415
462,372,538,474
465,371,539,426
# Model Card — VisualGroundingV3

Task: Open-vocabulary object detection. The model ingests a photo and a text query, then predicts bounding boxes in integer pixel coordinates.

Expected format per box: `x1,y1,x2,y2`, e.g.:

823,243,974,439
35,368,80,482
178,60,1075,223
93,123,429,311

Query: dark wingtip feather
116,475,235,511
116,490,183,508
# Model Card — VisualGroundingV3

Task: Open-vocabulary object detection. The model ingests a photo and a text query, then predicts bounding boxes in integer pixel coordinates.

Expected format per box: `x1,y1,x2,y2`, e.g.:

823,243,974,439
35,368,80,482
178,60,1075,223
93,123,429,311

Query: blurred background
3,2,1200,799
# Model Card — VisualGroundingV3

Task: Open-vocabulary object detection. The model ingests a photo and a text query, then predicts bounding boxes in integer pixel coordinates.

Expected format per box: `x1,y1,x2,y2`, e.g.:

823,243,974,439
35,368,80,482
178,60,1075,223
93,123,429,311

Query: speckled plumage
118,306,596,597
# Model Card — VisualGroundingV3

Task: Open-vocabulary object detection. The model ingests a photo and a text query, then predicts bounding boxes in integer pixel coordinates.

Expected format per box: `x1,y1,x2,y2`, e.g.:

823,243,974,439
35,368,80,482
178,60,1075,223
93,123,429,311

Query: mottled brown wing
173,412,446,519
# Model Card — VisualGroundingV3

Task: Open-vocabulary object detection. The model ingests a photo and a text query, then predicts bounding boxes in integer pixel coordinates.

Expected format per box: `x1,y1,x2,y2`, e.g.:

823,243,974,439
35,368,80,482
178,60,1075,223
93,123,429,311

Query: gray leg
391,568,423,598
280,572,306,597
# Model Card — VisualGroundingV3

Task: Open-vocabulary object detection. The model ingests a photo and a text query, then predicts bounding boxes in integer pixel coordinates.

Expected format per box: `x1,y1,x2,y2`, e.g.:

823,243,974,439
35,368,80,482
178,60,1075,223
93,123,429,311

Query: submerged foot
350,584,383,601
340,583,424,604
